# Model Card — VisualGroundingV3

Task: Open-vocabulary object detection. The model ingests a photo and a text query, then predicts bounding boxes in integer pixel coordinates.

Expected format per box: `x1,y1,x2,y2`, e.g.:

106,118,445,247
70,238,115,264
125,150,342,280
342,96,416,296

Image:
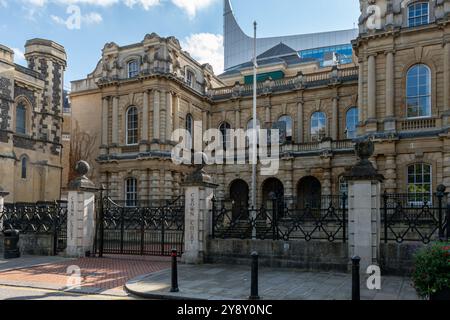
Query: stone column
173,94,180,132
344,141,384,270
367,54,376,120
152,90,160,144
331,97,339,141
112,96,119,145
385,51,396,131
0,188,10,231
66,161,98,258
297,101,304,143
358,61,364,123
160,91,167,142
166,92,173,142
443,136,450,189
235,108,241,129
101,97,109,153
444,42,450,125
182,167,217,264
141,90,149,147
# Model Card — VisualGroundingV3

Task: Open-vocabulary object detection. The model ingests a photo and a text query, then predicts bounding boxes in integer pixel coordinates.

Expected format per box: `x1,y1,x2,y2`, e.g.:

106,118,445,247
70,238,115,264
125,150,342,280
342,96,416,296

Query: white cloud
171,0,216,19
83,12,102,24
12,48,26,65
181,33,224,74
123,0,160,10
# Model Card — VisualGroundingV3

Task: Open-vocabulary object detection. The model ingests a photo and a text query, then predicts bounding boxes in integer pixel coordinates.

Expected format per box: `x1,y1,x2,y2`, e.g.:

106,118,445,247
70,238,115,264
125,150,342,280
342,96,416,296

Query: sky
0,0,360,90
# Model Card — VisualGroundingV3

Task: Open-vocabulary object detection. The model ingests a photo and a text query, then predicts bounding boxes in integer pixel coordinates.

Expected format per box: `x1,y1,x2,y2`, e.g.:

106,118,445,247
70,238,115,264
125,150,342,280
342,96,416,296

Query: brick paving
0,255,171,294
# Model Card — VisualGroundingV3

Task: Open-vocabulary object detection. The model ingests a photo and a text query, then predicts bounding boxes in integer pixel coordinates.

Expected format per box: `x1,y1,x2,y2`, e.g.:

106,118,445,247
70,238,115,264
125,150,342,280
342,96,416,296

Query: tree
69,121,98,182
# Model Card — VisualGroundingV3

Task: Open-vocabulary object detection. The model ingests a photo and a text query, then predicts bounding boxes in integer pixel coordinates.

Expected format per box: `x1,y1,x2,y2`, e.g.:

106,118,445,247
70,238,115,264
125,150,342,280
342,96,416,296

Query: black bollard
249,252,260,300
170,249,179,293
352,256,361,301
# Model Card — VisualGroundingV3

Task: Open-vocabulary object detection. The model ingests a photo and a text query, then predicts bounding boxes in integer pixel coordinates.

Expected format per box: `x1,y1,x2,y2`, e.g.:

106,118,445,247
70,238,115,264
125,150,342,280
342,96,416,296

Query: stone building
70,0,450,207
0,39,67,202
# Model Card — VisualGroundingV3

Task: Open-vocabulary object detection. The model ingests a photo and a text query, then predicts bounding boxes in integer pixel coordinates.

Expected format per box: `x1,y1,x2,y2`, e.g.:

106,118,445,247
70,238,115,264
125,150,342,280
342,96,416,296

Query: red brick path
0,255,171,292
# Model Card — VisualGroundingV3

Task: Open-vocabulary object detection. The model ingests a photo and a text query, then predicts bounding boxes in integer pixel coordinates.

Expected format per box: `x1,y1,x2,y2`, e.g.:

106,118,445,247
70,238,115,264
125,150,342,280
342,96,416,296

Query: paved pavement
0,255,171,298
0,284,132,300
125,264,420,300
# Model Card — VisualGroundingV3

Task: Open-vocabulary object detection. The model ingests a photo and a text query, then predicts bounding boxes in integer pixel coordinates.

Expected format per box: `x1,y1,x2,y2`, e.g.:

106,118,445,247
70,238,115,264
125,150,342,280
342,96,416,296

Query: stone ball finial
355,140,374,161
437,184,447,194
75,160,90,177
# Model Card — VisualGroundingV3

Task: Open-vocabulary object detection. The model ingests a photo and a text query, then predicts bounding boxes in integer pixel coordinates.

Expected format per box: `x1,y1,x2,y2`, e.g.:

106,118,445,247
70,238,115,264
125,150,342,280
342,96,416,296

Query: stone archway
297,176,322,208
262,178,284,208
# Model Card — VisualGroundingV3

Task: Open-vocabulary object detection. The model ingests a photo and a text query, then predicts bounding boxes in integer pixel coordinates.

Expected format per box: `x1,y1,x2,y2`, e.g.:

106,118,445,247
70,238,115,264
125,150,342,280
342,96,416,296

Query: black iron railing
0,201,68,254
381,192,449,244
212,195,348,242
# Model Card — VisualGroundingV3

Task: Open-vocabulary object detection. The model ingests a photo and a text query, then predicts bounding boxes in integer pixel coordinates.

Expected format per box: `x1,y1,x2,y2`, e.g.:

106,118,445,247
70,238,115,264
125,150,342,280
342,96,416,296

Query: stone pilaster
384,155,397,193
384,51,396,131
367,54,377,121
297,101,304,143
101,97,109,153
141,90,149,148
151,169,160,200
166,92,173,142
153,90,160,142
173,94,180,133
331,97,339,141
160,91,167,142
444,42,450,126
112,96,119,145
443,136,450,189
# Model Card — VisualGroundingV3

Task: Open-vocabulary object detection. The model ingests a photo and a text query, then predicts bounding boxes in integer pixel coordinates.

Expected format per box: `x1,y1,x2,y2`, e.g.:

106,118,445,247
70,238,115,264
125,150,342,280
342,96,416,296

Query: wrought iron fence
0,201,68,254
381,192,449,244
212,194,348,242
95,196,185,257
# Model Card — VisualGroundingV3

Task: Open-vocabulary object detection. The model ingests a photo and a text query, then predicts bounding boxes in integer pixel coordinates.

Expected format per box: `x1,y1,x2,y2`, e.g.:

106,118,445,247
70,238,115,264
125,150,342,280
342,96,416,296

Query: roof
257,43,297,60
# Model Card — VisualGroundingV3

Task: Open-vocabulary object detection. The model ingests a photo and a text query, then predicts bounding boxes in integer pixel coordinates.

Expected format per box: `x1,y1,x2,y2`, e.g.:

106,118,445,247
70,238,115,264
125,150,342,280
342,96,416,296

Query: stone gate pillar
0,187,9,231
66,161,98,258
182,164,217,264
344,141,384,271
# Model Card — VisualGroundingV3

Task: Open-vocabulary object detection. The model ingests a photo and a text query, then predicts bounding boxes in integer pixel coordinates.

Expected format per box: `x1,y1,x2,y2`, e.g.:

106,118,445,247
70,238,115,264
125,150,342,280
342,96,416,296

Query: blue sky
0,0,360,89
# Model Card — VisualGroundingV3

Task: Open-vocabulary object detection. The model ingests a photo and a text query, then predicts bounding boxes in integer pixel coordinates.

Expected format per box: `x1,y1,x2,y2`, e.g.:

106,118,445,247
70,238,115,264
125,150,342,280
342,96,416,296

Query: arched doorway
262,178,284,208
229,179,249,219
297,176,322,208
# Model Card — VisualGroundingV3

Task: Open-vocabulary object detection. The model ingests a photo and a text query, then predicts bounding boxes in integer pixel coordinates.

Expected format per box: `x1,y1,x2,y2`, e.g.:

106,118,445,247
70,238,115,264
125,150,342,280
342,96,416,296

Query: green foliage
412,242,450,299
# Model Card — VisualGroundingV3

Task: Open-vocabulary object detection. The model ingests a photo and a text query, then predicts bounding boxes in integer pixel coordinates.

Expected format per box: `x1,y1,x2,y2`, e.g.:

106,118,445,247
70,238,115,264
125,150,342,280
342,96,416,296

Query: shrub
412,242,450,299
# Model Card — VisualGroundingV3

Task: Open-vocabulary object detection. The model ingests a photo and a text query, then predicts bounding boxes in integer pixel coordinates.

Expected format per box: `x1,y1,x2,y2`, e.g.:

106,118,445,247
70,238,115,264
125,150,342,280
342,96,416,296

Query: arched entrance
262,178,284,208
229,179,249,219
297,176,322,208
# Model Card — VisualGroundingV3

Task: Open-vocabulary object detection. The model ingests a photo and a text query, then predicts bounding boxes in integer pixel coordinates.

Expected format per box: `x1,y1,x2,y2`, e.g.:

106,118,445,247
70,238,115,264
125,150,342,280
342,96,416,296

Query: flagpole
251,21,257,239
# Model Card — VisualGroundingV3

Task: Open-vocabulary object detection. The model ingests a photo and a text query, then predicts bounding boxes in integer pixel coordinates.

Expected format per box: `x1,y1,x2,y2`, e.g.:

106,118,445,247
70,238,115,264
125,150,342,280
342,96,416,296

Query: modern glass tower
223,0,359,71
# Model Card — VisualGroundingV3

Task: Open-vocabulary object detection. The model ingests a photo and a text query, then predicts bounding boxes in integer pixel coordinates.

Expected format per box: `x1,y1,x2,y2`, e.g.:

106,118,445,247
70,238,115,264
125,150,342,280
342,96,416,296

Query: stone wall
206,239,349,272
206,239,425,275
0,234,55,256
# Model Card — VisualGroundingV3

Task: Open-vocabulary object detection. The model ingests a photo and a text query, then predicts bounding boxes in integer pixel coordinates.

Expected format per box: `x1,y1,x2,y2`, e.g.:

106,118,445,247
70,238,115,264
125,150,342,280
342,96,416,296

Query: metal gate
95,197,185,257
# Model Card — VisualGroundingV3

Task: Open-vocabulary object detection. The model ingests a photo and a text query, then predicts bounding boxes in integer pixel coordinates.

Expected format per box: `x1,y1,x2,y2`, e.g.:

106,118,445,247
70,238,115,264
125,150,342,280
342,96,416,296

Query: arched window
310,112,327,142
219,122,231,149
126,106,138,145
128,60,139,78
186,114,194,149
16,102,27,135
345,107,359,139
407,163,432,205
408,2,429,27
407,64,431,118
125,178,138,207
277,115,293,142
20,156,28,179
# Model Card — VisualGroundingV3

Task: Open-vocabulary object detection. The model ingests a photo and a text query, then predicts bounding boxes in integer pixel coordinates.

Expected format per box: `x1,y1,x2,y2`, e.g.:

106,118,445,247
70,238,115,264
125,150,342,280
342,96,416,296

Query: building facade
0,39,67,202
70,0,450,208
